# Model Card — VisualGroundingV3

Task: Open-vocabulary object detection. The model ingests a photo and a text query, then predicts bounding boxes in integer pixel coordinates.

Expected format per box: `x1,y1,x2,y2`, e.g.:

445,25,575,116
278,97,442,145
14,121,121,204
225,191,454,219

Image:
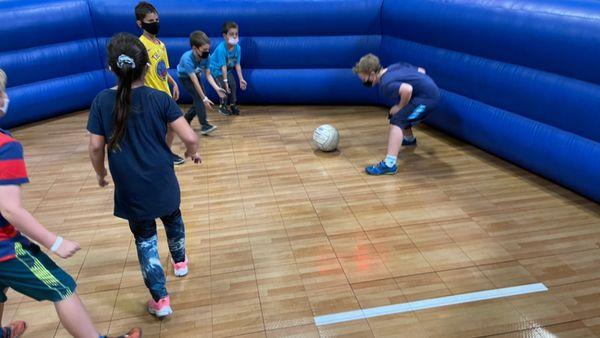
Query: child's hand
172,84,180,101
215,87,227,99
97,171,109,187
203,97,215,110
240,79,247,90
185,151,202,164
55,239,81,259
389,105,402,116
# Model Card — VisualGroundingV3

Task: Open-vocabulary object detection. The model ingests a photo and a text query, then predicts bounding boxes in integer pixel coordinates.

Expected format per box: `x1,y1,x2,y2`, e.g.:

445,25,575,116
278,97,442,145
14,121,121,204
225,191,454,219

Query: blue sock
404,135,415,142
384,154,397,167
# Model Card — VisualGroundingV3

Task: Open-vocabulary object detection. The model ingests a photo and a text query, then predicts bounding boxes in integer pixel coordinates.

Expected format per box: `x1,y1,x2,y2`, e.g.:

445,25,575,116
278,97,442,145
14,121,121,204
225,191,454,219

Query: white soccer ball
313,124,339,152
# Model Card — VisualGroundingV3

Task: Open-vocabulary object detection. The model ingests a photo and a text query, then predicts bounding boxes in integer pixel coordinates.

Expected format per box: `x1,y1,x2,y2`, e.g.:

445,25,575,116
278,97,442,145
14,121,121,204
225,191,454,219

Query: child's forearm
206,72,221,91
221,66,228,81
170,118,199,155
235,64,244,80
398,95,410,110
89,146,106,176
189,74,206,99
2,206,56,249
167,74,177,86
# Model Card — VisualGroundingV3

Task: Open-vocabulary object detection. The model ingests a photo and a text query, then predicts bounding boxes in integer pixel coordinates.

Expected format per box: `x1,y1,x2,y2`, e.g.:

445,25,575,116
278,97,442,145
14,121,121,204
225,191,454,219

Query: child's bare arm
0,185,80,258
235,64,247,90
170,118,201,163
88,134,108,187
167,73,180,101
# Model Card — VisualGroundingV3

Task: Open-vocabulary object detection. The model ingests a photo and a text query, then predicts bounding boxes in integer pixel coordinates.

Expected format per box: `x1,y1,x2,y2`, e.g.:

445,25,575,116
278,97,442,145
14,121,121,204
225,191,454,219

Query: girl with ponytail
87,33,200,318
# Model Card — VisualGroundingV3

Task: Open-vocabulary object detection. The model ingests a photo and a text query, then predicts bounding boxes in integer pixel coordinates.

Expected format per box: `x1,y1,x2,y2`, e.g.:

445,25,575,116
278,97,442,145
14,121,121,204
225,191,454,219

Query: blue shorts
0,242,76,303
389,98,437,129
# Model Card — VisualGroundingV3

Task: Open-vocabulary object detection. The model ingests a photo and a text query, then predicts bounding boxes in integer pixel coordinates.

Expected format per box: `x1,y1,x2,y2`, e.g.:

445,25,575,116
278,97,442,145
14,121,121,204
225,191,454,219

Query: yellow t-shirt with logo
139,34,171,96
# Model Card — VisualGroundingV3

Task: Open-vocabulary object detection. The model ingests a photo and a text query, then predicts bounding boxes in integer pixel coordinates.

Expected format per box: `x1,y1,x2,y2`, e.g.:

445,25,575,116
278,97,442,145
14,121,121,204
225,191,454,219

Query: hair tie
117,54,136,69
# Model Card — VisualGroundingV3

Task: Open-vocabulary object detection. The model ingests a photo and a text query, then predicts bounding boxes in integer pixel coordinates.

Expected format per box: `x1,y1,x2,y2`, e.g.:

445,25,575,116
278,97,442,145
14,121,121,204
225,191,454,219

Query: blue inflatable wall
1,0,599,202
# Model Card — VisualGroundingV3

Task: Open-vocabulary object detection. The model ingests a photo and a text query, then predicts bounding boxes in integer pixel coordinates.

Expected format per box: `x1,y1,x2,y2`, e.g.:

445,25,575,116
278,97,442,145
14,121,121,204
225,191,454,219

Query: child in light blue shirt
208,21,247,116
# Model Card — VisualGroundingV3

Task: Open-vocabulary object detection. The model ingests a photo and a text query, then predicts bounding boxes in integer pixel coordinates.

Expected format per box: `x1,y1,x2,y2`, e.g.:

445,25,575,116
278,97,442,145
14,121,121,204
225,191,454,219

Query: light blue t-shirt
209,41,241,77
176,50,210,78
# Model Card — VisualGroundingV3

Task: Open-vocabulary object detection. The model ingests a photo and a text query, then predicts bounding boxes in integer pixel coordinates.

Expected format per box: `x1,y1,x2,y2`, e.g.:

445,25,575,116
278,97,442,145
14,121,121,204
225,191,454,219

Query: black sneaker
229,104,240,115
218,104,231,116
401,137,417,146
172,153,185,165
201,124,217,135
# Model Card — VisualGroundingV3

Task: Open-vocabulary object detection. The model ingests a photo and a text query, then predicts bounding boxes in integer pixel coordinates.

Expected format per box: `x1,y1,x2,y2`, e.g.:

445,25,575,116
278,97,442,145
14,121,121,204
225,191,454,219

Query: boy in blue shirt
177,31,226,135
209,21,248,116
353,54,440,175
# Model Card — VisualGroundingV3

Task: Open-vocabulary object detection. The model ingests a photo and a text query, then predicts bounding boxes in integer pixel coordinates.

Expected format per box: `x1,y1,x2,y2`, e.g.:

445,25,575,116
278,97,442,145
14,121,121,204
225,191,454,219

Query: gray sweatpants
215,72,237,106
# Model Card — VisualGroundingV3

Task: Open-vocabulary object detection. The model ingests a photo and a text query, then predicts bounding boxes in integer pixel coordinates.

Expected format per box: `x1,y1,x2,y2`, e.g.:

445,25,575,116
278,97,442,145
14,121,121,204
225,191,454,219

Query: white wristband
223,79,228,82
203,97,210,102
51,236,63,252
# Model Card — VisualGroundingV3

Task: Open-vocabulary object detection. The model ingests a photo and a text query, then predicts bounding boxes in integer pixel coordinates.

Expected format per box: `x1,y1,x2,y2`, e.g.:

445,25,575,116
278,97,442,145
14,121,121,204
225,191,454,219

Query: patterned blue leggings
128,208,186,301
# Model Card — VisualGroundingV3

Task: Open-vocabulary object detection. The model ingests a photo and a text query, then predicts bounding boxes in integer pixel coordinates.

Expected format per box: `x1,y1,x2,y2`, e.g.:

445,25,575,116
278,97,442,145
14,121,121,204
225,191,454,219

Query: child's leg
0,298,25,338
159,209,186,264
180,76,203,125
0,289,5,324
195,83,209,127
387,125,404,158
403,127,413,138
216,78,229,106
366,103,422,175
128,219,168,301
0,244,93,336
228,72,237,106
56,295,141,338
185,106,196,124
227,73,240,115
54,294,100,338
215,77,231,116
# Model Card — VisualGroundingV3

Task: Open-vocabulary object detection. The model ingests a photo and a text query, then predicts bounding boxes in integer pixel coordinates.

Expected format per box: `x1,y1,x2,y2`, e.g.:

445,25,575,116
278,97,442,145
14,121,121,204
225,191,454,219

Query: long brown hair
106,33,149,150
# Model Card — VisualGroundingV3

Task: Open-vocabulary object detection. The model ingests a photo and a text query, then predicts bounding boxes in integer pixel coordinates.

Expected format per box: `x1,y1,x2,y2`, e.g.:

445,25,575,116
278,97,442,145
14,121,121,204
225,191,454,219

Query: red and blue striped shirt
0,129,31,262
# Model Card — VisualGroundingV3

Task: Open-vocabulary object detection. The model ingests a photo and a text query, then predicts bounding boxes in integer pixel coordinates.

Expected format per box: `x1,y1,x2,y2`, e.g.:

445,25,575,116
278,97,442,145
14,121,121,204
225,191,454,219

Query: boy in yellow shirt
135,1,185,165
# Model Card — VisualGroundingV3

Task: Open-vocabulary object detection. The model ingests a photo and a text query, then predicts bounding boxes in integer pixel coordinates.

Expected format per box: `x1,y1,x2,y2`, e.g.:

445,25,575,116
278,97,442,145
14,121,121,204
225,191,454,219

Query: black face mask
362,80,374,87
141,21,160,35
201,51,209,59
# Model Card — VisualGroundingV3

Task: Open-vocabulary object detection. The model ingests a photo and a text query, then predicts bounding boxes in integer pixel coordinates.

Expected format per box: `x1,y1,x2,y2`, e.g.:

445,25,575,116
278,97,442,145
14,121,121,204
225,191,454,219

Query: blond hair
352,53,382,74
0,69,6,93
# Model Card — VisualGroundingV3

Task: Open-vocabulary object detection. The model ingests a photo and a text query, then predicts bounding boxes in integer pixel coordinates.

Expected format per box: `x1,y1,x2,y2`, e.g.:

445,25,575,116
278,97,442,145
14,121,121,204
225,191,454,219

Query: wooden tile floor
4,105,600,337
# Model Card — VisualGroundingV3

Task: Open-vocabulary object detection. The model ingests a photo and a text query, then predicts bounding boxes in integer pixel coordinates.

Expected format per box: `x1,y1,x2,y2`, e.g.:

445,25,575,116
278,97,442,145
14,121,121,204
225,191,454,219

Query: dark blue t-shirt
87,87,182,221
379,62,440,105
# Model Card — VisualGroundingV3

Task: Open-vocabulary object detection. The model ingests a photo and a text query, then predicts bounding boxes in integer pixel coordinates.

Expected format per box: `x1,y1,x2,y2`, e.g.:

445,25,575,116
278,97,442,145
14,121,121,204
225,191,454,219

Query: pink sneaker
147,296,173,318
2,321,27,337
173,256,188,277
